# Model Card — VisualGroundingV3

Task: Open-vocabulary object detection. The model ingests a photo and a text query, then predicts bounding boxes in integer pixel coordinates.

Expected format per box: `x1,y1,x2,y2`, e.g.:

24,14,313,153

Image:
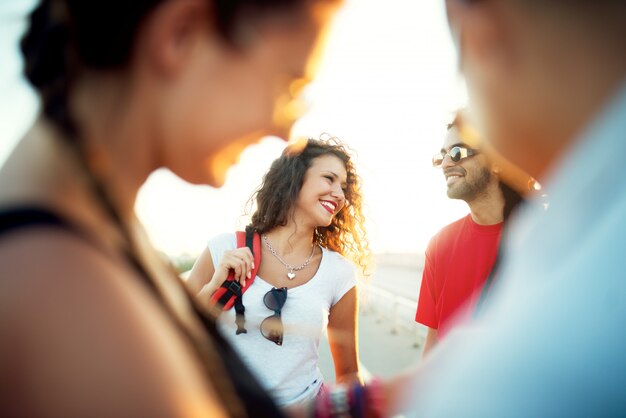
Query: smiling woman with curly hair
187,136,371,406
249,137,370,274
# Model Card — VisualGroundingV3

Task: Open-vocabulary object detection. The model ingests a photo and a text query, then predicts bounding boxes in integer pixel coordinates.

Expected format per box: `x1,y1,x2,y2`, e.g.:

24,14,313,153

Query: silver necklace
262,234,316,280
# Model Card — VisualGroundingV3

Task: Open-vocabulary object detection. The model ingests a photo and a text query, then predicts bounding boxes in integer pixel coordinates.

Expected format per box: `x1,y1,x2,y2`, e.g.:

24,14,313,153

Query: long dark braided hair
20,1,317,416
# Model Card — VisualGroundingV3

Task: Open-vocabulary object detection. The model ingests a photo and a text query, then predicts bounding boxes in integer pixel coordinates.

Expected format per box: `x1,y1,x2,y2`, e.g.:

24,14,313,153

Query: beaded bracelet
313,377,386,418
350,380,364,418
364,377,385,418
329,385,350,418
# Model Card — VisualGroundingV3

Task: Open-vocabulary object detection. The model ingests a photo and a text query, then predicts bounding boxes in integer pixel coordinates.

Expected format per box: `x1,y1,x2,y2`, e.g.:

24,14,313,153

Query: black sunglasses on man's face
432,145,479,167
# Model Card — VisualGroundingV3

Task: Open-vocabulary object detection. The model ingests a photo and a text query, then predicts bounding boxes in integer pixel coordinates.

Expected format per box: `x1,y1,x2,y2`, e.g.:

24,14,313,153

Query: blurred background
1,0,468,261
1,0,470,378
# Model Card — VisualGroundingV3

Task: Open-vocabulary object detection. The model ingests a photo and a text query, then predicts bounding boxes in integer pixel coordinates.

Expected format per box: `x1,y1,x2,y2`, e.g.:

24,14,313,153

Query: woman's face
158,1,341,187
293,154,347,228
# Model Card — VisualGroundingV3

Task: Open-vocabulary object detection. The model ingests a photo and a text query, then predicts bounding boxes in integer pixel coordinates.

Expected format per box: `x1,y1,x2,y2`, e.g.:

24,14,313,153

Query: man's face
445,0,549,178
440,127,493,202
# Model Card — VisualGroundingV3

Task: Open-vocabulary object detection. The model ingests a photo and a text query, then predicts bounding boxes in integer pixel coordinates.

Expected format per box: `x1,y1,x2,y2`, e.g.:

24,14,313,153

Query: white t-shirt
207,233,357,406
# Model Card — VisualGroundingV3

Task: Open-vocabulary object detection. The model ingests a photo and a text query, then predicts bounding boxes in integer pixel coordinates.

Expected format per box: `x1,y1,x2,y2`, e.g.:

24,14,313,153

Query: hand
193,247,255,311
213,247,255,288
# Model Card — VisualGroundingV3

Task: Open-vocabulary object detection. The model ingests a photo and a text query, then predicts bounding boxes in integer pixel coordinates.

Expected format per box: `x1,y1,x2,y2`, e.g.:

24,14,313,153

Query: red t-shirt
415,214,502,338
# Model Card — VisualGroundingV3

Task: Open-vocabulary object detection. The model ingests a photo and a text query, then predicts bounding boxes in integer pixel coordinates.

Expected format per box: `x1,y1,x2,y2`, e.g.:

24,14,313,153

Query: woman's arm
186,245,255,308
327,286,361,385
186,247,218,295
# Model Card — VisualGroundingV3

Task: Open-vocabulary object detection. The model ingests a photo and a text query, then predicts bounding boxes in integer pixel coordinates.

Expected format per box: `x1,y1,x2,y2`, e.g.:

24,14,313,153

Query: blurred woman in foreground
0,0,341,416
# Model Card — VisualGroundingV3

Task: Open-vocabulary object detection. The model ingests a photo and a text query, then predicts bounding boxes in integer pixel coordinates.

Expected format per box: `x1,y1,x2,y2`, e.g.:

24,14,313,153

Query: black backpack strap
216,280,241,307
245,225,255,252
213,274,247,334
233,284,247,335
233,227,257,334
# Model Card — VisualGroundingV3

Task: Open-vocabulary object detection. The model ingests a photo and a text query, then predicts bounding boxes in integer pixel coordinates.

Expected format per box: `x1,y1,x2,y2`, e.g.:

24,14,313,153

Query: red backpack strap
208,228,261,334
243,230,261,291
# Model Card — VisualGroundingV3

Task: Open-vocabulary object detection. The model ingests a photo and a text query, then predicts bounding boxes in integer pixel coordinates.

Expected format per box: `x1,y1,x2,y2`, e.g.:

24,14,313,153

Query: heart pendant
287,272,296,280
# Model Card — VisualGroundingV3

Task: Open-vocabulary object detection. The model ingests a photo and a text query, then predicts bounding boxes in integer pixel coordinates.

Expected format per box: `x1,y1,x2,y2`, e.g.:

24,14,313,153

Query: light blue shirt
404,82,626,417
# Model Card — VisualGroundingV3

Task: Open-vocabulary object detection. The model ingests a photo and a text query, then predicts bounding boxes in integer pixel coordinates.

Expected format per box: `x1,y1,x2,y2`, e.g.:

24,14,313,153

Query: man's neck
466,185,505,225
469,207,503,226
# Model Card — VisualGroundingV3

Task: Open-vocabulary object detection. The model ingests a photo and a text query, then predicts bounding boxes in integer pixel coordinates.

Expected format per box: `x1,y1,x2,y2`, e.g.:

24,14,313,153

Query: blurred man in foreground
393,1,626,416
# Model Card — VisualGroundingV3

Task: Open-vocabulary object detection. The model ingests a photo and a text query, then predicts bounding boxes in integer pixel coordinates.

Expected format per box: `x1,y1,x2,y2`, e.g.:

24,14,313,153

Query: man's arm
415,245,439,352
421,327,438,357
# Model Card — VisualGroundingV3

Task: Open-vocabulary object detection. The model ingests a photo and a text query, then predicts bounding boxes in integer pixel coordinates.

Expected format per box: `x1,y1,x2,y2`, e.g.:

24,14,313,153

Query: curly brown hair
248,137,370,275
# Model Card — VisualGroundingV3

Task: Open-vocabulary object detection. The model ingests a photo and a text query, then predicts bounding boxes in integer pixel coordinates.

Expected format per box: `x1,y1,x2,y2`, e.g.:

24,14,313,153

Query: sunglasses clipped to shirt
261,287,288,346
432,145,479,167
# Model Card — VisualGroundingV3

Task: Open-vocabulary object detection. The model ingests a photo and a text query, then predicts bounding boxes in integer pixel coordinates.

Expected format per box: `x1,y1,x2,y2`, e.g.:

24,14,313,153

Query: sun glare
1,0,470,258
135,0,469,257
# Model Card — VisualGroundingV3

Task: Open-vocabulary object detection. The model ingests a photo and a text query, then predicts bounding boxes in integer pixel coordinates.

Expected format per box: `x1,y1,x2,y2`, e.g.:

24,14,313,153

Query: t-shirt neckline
465,214,503,234
256,245,326,293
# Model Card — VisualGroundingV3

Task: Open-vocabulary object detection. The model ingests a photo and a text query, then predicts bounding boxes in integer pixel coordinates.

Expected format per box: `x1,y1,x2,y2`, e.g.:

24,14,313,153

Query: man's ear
447,1,518,76
491,163,501,176
140,0,214,78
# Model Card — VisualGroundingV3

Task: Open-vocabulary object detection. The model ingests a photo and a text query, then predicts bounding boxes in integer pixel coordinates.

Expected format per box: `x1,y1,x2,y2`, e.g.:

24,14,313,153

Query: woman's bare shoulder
0,227,133,307
0,228,226,416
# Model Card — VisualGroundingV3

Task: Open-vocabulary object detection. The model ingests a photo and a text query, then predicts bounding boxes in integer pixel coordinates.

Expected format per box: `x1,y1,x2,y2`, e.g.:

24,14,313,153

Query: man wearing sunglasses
415,116,521,356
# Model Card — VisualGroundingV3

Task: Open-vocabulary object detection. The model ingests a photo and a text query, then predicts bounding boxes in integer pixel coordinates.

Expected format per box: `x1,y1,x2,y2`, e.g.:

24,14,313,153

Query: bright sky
0,0,469,257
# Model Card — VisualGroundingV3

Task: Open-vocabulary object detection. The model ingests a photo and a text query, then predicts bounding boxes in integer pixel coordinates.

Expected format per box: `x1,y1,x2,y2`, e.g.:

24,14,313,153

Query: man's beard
447,166,492,202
